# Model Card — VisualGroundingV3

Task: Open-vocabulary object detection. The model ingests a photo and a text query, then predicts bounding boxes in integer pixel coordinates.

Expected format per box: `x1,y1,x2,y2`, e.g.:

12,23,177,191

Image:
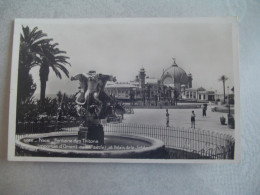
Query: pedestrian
202,107,206,117
154,93,158,106
202,104,207,117
191,110,196,128
130,88,135,106
142,92,146,106
166,109,170,127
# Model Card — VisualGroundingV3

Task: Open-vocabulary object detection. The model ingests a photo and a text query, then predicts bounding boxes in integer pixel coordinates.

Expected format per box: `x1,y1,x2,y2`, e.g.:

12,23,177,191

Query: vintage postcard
8,18,240,163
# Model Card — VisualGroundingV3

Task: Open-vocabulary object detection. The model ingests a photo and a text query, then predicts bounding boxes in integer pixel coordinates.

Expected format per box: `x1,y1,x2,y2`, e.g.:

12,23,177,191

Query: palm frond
33,38,53,46
50,65,62,79
52,63,70,78
30,27,38,35
53,48,67,55
33,30,47,42
54,56,70,64
51,43,59,48
22,26,30,42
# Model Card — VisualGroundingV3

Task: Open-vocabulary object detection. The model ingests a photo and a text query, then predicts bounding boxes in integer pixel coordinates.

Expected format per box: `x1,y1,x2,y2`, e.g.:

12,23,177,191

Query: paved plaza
123,106,235,136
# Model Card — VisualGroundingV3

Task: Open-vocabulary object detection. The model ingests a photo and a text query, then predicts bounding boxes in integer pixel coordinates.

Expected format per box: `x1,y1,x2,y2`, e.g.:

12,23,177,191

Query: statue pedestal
78,125,104,146
78,127,88,140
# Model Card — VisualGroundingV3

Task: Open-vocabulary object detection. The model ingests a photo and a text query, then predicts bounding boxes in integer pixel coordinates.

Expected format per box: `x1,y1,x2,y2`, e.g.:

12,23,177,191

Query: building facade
105,58,216,103
181,87,215,101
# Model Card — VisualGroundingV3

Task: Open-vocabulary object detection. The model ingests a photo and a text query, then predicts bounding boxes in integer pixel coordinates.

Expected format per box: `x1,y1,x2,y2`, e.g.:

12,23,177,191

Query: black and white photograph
8,18,240,163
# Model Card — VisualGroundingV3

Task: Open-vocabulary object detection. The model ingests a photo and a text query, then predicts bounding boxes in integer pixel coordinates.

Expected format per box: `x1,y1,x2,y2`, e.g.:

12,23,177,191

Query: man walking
202,104,207,117
191,110,196,128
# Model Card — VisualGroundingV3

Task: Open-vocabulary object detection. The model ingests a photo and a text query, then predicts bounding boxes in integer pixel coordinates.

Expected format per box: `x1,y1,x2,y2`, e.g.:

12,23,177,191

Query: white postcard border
8,17,240,163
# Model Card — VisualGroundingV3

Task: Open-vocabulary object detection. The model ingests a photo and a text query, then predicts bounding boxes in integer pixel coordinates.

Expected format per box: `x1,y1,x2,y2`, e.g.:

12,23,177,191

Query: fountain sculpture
15,70,166,159
70,71,117,145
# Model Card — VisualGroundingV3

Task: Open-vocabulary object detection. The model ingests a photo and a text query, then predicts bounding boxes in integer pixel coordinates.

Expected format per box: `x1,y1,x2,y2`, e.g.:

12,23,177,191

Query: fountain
15,71,167,159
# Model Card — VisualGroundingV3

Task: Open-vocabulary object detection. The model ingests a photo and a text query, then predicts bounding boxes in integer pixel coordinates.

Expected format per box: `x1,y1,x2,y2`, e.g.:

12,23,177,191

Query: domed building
105,58,215,103
161,59,192,91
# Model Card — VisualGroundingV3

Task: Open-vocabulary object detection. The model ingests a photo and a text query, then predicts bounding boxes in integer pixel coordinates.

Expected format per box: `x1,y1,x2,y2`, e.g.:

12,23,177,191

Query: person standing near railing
191,110,196,128
166,109,170,127
202,104,207,117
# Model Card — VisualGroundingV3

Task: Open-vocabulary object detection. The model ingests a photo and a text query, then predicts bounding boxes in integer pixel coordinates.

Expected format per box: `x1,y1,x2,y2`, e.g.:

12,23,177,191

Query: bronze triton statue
71,70,116,145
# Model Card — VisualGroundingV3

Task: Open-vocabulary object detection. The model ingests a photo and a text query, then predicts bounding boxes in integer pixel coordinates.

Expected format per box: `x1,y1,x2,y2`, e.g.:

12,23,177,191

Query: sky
18,19,235,96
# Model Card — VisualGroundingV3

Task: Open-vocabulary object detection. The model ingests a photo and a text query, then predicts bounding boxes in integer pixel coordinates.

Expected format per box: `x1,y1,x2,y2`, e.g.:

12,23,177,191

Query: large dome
161,60,189,89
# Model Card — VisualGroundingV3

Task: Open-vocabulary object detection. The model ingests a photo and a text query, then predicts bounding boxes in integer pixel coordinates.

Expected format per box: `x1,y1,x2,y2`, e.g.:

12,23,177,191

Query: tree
36,42,71,102
17,26,71,122
56,91,63,103
219,75,228,104
17,66,36,105
19,26,51,68
18,26,52,104
17,26,54,123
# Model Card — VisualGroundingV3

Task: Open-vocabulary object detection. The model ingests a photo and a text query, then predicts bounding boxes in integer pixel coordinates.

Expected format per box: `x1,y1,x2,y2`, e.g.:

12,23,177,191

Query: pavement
123,107,235,136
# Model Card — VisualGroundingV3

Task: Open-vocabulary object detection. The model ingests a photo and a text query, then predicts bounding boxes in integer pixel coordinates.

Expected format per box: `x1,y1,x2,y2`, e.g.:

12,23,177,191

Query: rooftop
106,82,137,88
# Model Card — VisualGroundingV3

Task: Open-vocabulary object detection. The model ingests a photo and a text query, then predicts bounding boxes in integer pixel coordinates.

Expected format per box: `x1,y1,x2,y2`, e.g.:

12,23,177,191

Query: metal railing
103,123,235,159
15,122,235,159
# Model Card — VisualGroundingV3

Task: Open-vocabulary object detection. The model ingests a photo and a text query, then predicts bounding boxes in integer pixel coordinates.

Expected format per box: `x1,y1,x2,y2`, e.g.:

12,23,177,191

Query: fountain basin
16,132,166,159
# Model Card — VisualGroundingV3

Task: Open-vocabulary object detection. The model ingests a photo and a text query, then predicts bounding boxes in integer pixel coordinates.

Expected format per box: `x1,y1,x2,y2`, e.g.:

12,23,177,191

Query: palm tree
219,75,228,104
18,26,52,105
20,26,53,69
37,42,71,102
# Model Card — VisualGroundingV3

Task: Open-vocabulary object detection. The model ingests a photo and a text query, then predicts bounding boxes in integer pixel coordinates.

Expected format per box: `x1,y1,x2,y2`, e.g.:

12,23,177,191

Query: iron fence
15,122,235,159
103,123,235,159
